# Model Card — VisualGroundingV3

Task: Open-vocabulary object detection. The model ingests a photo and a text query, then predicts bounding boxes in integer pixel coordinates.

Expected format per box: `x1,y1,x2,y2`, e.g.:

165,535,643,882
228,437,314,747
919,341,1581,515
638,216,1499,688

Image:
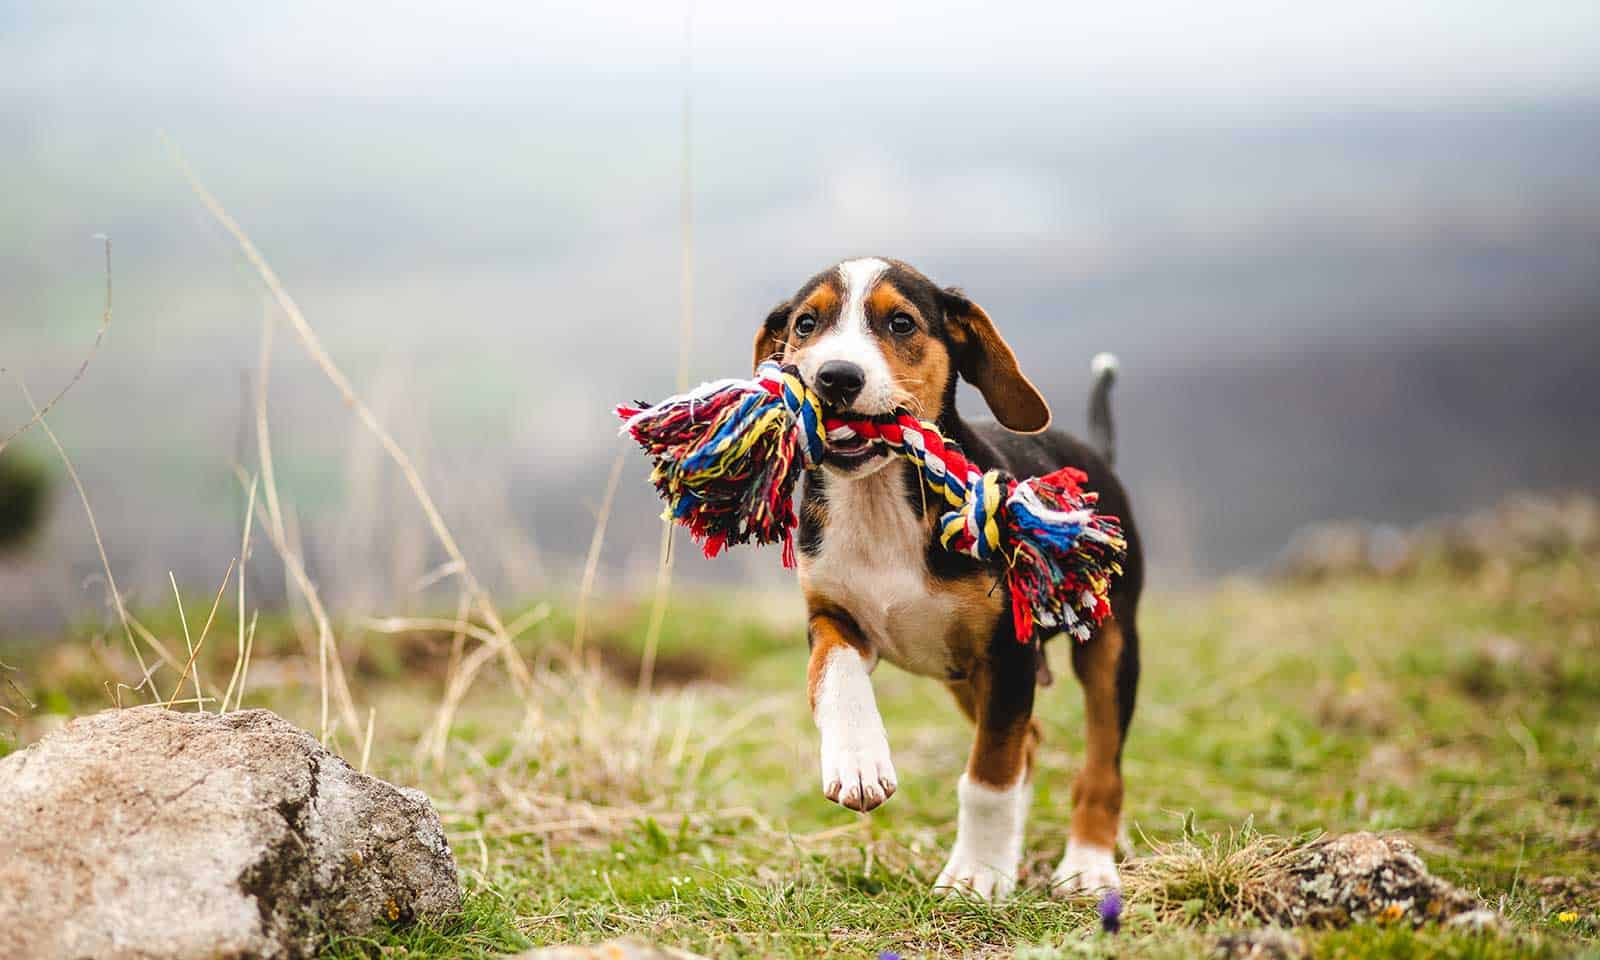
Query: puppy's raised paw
1051,842,1120,897
820,733,896,812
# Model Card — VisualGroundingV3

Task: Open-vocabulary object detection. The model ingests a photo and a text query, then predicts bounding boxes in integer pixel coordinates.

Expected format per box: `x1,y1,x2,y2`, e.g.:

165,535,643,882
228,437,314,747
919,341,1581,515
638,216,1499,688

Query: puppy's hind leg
809,611,896,813
1053,615,1137,896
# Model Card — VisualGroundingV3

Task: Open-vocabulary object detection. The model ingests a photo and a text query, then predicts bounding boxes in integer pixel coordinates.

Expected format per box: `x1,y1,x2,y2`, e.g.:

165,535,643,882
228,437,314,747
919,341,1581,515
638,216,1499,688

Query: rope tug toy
616,361,1127,644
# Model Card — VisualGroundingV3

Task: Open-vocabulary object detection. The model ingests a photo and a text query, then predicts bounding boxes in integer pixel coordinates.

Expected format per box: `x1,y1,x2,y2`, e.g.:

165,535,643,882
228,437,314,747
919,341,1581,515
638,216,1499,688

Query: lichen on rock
1262,832,1480,929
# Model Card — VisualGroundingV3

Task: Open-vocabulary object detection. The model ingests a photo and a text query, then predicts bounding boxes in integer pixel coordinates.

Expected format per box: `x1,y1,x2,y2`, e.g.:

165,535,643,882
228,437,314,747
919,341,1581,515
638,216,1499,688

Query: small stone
1446,909,1501,932
1213,927,1305,959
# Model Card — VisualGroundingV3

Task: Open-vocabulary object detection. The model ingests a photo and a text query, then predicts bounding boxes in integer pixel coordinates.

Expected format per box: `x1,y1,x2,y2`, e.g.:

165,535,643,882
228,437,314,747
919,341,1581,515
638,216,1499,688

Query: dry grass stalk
187,570,220,706
0,660,34,718
573,453,625,661
220,472,260,713
636,527,675,699
253,307,310,650
231,611,260,711
15,379,162,703
411,560,464,593
359,706,377,774
636,55,698,701
0,236,114,456
167,573,199,708
162,560,235,712
365,616,512,650
154,696,215,709
124,615,183,676
422,640,509,767
504,604,550,640
425,588,472,768
248,310,360,741
399,604,553,770
1123,822,1303,924
171,146,532,706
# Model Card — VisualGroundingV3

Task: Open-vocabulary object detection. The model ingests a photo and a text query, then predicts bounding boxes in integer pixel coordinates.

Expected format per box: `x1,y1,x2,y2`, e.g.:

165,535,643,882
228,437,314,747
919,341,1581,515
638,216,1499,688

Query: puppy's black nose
815,360,865,408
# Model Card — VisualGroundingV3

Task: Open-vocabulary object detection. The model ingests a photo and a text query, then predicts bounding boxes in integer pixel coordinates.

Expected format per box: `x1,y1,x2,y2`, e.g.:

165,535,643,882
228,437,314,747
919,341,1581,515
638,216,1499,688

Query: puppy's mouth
823,424,888,471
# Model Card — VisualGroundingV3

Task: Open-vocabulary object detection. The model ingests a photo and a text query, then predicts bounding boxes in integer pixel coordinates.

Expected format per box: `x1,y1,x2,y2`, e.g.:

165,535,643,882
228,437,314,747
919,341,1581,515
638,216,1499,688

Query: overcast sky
6,0,1600,103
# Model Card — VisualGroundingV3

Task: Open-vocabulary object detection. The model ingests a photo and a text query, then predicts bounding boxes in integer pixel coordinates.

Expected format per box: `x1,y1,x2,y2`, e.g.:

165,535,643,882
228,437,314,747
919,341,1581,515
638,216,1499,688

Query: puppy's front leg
808,611,896,812
936,637,1037,901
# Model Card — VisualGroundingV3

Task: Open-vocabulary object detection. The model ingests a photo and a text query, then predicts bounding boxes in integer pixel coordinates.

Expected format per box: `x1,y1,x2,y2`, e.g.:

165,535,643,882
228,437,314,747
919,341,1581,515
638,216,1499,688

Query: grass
4,551,1597,959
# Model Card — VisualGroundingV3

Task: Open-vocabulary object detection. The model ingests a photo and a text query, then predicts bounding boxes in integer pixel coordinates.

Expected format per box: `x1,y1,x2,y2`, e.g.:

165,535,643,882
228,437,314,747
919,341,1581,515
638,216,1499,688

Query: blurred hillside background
3,0,1599,631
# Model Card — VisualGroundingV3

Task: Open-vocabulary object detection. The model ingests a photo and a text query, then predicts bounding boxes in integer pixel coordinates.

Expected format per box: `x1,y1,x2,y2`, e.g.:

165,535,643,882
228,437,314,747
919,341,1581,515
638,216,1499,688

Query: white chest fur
799,466,962,678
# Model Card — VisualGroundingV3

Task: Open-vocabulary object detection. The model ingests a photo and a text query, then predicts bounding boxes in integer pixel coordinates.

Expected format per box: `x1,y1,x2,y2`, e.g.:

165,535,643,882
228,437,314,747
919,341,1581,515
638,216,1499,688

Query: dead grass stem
635,48,698,702
163,561,234,711
0,236,114,456
248,307,360,741
1123,821,1305,924
16,379,162,703
573,452,625,661
173,142,534,759
231,611,260,711
360,706,377,774
220,473,259,712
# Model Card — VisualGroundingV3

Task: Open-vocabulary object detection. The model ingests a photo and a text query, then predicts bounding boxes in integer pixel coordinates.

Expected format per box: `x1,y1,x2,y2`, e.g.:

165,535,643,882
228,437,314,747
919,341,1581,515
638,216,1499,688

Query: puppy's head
753,257,1050,477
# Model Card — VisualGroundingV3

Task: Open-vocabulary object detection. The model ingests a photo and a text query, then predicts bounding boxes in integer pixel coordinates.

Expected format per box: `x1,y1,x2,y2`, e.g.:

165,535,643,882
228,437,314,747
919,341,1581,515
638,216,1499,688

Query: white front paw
1052,842,1120,897
820,730,896,812
935,851,1017,901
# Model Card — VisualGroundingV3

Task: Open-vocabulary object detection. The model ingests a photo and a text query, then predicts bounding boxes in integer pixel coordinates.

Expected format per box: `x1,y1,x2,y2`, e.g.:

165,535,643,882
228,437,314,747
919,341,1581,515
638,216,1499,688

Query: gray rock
1264,832,1481,928
0,706,461,960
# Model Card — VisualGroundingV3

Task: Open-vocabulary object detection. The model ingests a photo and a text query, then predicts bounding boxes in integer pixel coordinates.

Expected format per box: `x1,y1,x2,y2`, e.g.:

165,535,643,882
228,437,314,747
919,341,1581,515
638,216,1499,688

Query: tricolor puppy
753,257,1143,900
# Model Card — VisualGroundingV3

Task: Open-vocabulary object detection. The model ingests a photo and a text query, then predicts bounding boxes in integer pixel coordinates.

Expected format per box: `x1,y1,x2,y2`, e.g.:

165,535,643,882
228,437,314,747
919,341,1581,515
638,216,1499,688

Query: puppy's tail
1087,352,1119,467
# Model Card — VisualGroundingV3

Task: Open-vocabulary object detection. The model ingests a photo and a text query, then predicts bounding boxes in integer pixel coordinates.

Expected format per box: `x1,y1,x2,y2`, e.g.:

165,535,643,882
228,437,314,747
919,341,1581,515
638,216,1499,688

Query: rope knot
757,361,825,468
938,469,1012,562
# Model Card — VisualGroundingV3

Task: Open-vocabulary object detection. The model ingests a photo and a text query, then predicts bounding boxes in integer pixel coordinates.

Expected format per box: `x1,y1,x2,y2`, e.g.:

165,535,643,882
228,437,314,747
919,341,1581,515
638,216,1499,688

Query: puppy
752,257,1144,900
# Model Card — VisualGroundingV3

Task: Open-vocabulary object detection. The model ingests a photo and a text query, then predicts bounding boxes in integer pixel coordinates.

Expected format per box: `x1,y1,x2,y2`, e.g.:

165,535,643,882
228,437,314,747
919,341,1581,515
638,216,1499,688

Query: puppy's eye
793,314,817,338
888,313,917,336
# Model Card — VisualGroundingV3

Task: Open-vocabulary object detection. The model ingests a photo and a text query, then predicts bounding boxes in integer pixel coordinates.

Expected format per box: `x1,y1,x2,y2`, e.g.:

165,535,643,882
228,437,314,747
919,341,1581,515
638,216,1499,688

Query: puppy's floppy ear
942,288,1051,433
752,299,791,372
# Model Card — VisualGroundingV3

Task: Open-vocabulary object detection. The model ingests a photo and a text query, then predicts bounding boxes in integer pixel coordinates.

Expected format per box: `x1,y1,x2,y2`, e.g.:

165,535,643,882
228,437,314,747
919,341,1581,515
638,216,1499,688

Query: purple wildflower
877,953,902,960
1098,889,1123,934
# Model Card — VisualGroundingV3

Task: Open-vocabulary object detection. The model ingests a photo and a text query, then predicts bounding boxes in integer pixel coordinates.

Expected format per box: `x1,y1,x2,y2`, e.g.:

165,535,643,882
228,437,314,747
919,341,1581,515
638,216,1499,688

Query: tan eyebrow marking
799,284,840,320
866,282,914,323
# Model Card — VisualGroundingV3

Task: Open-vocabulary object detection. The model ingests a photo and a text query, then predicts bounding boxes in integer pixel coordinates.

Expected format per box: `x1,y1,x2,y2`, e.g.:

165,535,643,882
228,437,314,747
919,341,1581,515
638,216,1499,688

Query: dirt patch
591,641,730,687
1528,874,1600,912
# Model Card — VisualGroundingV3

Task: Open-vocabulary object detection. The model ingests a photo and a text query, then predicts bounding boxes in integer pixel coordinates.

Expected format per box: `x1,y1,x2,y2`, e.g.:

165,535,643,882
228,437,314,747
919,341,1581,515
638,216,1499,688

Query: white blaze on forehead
795,257,895,415
837,257,889,333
